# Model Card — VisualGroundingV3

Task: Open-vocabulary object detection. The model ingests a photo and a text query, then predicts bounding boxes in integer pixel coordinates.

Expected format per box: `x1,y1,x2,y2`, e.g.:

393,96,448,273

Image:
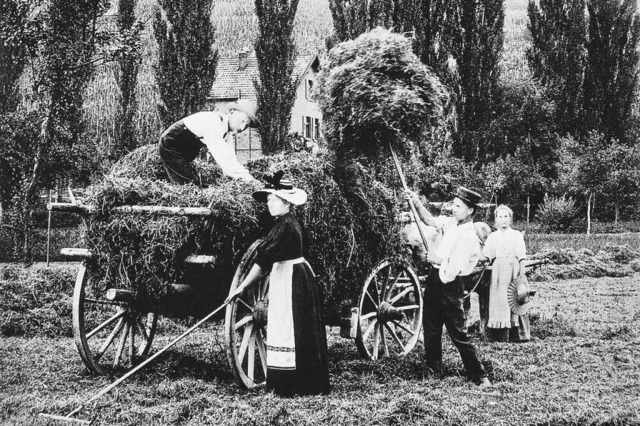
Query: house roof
208,53,319,101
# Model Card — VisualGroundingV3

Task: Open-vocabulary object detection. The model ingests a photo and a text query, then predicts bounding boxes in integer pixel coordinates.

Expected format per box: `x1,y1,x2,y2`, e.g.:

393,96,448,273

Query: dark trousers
423,269,487,383
158,123,202,186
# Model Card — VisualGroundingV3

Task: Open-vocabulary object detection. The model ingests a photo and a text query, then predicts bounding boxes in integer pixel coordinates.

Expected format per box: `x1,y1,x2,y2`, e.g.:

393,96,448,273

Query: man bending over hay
158,99,260,185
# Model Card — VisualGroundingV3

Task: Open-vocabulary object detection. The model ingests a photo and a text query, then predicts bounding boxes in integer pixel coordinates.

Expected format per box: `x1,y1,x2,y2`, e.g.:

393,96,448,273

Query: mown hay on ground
530,244,640,281
0,264,75,337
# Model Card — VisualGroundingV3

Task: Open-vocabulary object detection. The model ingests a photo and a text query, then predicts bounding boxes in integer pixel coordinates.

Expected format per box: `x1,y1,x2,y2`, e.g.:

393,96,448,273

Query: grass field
1,265,638,425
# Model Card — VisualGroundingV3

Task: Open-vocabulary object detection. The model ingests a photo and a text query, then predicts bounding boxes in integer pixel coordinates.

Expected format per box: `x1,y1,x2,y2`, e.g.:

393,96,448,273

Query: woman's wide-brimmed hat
507,274,535,315
228,99,261,128
452,186,482,209
253,171,307,206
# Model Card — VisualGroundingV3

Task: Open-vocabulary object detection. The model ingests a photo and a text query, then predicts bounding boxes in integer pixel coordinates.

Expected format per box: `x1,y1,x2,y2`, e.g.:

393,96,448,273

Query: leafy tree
454,0,505,162
254,0,299,154
327,0,421,48
12,0,110,261
582,0,640,144
112,0,142,161
153,0,217,127
527,0,588,137
0,0,30,114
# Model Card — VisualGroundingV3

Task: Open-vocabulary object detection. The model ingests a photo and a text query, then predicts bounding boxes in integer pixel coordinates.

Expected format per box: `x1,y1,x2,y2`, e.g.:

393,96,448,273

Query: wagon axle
377,301,405,323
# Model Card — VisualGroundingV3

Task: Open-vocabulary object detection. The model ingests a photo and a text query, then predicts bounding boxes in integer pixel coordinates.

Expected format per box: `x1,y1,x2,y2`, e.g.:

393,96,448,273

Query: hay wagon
48,201,274,391
345,212,545,361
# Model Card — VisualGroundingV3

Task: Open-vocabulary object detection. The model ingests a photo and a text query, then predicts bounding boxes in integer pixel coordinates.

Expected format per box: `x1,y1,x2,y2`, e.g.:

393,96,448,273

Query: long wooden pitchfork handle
389,143,431,255
39,299,233,424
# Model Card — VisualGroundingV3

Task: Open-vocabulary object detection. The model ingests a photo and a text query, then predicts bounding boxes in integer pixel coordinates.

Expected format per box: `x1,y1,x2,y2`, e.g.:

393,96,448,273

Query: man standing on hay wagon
407,187,491,388
158,99,260,185
225,172,330,397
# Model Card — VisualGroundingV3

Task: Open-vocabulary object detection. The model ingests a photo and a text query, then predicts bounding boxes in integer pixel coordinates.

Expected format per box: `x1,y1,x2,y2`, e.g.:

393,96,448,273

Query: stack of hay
82,146,403,321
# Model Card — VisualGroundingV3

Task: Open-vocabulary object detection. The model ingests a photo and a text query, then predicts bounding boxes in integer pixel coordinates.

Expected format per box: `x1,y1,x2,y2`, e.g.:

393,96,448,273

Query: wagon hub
253,300,268,328
377,301,404,323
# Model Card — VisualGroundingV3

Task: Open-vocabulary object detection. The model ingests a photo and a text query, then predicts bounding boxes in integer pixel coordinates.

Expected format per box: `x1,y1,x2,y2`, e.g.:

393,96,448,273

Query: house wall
290,65,322,139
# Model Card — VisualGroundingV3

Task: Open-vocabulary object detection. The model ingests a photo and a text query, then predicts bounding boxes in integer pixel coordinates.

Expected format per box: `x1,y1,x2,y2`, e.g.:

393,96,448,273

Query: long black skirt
267,262,330,397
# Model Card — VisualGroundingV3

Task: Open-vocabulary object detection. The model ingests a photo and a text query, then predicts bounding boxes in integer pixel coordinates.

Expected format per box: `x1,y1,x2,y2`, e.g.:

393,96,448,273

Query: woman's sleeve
482,233,495,259
515,230,527,260
254,220,290,269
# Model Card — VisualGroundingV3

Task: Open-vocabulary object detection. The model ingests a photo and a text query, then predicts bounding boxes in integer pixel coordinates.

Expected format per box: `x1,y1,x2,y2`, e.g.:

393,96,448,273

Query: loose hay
82,149,404,321
530,244,640,281
317,27,449,159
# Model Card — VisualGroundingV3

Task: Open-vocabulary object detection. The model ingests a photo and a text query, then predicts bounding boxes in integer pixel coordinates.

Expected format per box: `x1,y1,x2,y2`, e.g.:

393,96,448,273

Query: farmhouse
207,49,322,161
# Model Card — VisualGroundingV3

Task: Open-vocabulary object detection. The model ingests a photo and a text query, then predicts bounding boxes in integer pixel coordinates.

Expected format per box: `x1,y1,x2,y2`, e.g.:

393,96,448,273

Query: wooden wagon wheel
355,258,423,360
225,239,269,390
73,263,158,374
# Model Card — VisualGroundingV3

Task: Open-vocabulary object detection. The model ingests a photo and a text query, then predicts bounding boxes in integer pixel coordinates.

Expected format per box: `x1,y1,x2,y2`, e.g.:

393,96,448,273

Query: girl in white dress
480,205,529,342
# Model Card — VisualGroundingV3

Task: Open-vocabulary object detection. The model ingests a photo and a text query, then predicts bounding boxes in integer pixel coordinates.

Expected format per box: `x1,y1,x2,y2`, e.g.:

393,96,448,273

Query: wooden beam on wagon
48,202,214,217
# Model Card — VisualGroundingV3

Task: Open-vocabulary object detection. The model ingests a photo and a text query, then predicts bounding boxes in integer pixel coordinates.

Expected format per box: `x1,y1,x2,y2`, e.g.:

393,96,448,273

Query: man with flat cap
406,186,491,387
158,99,260,185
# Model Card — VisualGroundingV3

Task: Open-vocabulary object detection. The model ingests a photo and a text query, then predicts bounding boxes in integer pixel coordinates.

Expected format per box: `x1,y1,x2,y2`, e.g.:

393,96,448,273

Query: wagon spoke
95,317,125,361
382,266,392,300
372,325,380,360
255,332,268,377
86,309,126,340
238,323,254,365
384,323,406,354
372,276,381,303
392,320,416,335
362,318,378,342
361,311,377,321
384,271,403,302
365,290,379,308
380,325,389,357
247,333,256,382
113,322,129,367
260,279,269,300
128,320,135,362
389,287,412,304
395,304,420,311
136,317,150,341
234,315,253,331
237,298,253,312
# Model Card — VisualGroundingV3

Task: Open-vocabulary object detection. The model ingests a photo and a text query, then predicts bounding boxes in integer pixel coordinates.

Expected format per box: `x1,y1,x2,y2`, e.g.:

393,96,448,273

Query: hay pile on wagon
81,146,405,321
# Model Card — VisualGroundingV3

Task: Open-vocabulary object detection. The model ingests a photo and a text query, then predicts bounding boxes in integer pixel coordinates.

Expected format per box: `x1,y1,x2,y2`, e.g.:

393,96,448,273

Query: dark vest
159,120,205,162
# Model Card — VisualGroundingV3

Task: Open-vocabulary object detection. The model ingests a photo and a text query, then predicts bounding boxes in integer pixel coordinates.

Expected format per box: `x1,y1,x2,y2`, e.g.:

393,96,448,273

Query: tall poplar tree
153,0,217,127
582,0,640,144
455,0,505,161
527,0,588,137
254,0,299,154
112,0,141,161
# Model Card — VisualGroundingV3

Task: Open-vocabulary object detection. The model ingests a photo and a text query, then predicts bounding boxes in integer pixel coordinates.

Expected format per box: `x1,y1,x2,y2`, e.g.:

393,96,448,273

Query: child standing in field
480,205,530,342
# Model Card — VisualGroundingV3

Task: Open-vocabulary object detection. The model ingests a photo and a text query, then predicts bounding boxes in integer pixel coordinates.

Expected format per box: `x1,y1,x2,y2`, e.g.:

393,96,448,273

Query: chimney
238,48,249,71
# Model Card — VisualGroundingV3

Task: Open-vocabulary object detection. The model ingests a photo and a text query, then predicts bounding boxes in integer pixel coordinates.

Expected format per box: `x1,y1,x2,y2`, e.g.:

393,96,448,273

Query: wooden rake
39,299,232,424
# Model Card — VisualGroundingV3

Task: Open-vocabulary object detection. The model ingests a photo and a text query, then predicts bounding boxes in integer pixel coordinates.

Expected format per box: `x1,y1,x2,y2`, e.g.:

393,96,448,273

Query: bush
535,194,579,232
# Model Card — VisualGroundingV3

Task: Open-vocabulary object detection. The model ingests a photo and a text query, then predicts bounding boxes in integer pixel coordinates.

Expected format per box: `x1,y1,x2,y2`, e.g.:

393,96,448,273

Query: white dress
482,228,526,329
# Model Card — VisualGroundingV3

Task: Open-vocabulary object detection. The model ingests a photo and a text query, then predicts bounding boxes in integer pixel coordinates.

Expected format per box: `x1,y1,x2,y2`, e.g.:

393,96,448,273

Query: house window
304,116,312,138
314,118,320,139
305,79,315,100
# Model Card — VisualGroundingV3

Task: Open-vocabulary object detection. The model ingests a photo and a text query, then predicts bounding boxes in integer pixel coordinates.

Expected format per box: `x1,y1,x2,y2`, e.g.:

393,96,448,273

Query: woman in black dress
226,172,330,396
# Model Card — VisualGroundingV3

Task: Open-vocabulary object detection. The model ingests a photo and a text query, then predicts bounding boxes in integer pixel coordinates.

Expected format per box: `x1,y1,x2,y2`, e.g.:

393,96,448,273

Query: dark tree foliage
414,0,462,82
454,0,505,161
14,0,109,261
0,0,30,114
582,0,640,144
254,0,299,154
527,0,587,137
153,0,217,127
327,0,421,48
112,0,142,161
